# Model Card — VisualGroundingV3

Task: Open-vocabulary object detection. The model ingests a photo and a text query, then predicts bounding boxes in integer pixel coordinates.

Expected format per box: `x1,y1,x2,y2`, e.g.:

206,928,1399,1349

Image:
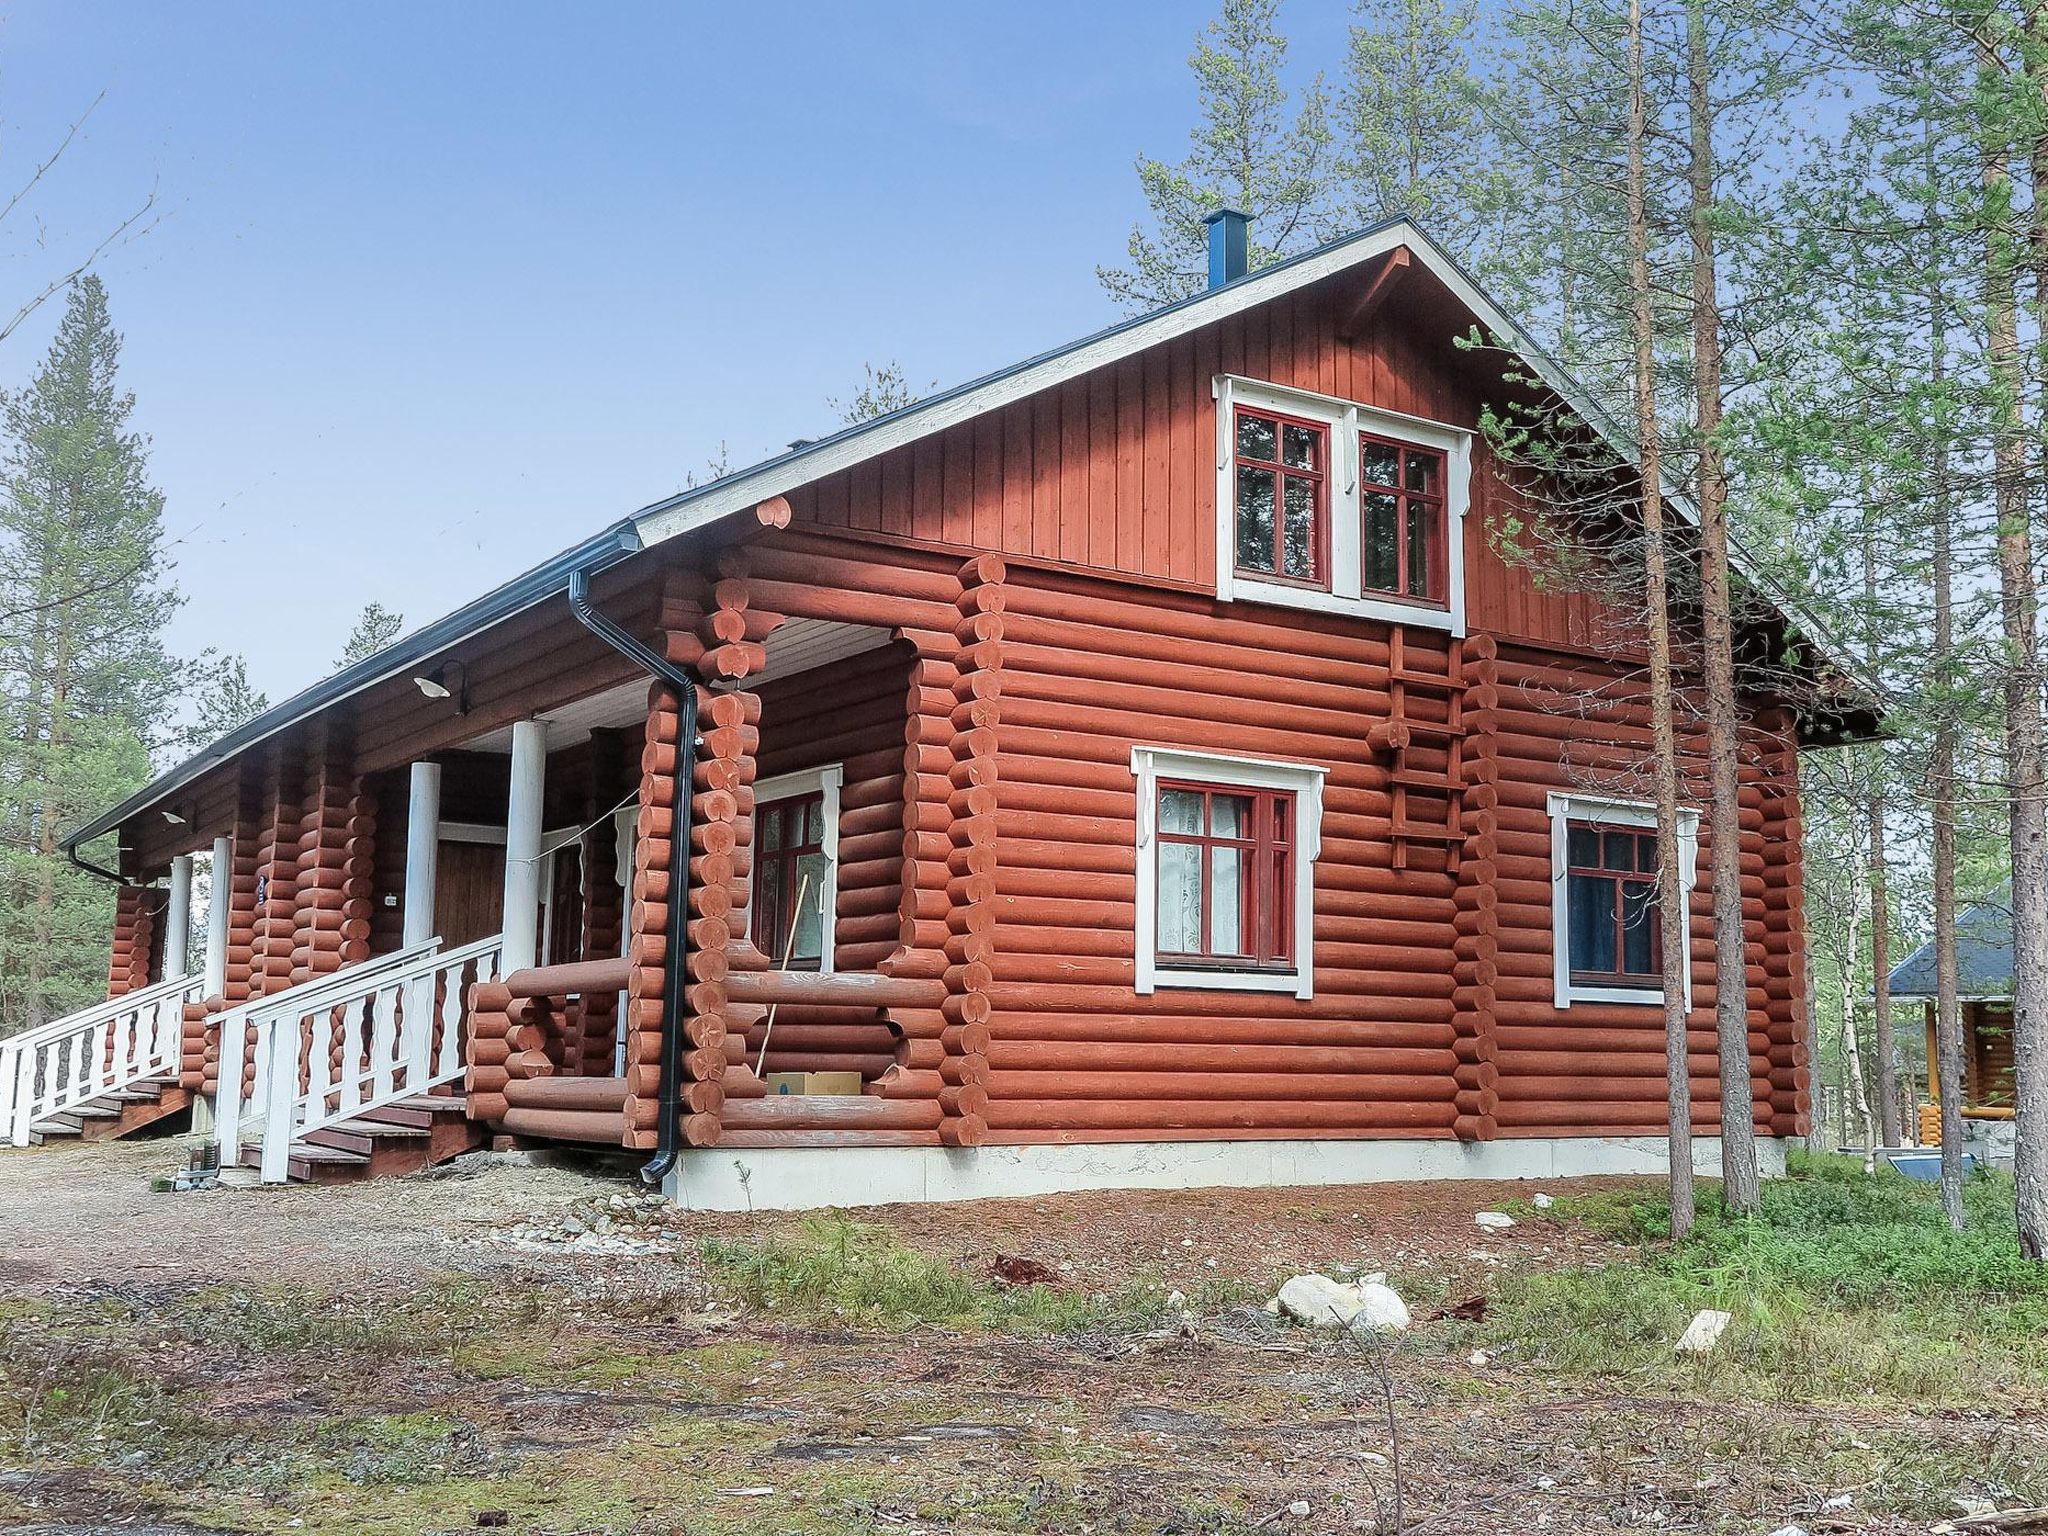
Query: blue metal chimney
1205,207,1250,288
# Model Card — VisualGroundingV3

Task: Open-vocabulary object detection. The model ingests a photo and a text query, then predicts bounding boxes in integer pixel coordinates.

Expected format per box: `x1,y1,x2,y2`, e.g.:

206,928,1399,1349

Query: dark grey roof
1887,881,2017,999
61,521,642,855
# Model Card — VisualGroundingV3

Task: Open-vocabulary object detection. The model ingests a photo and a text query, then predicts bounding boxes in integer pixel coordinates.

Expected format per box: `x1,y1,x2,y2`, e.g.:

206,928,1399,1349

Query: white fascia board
633,223,1433,548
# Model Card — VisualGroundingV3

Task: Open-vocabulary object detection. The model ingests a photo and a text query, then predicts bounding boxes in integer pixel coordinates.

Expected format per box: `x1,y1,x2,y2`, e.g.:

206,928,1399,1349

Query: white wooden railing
215,934,502,1184
1,973,208,1147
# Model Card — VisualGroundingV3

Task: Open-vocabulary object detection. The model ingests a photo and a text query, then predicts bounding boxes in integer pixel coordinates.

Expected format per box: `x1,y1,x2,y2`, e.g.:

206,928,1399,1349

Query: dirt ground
0,1134,2039,1535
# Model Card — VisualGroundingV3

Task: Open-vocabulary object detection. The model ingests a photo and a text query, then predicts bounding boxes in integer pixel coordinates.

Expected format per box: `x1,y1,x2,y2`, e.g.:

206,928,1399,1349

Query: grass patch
1483,1151,2048,1403
701,1216,1169,1332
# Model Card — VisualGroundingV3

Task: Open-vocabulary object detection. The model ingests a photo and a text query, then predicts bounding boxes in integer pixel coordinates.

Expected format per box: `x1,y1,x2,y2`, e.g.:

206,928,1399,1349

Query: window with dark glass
1156,781,1294,968
1234,408,1326,586
752,791,831,966
1360,435,1448,603
1565,821,1661,984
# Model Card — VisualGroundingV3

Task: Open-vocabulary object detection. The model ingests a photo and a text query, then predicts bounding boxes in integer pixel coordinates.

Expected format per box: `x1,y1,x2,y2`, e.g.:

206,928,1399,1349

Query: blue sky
0,1,1357,708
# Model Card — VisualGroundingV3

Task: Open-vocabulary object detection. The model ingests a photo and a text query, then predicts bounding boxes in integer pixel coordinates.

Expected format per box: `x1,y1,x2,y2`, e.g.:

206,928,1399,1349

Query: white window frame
743,763,844,975
1547,791,1700,1009
1132,745,1326,999
1214,374,1471,635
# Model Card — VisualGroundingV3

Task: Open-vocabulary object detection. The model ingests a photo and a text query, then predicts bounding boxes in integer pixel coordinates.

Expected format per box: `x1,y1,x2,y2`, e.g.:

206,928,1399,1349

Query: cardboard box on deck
764,1071,864,1097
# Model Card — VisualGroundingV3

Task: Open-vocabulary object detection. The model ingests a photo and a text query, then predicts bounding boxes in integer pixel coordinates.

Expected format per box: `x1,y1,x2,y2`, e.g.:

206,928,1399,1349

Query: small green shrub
700,1216,1163,1333
1487,1153,2048,1402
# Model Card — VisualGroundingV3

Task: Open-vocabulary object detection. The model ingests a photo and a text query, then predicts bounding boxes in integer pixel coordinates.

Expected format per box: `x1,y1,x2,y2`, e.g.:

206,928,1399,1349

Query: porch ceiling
459,617,894,754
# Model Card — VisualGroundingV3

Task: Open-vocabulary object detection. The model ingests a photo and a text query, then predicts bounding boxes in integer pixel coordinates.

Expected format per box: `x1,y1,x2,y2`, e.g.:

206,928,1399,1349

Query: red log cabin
18,214,1872,1206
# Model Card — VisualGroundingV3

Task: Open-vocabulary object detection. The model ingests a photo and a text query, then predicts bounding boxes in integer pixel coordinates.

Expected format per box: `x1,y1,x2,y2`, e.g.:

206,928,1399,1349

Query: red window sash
1360,434,1449,606
1234,407,1330,590
1156,781,1295,970
1565,821,1662,984
753,790,827,966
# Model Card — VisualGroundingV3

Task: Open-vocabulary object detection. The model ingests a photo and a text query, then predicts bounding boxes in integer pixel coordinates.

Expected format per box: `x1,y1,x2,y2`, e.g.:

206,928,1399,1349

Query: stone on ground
1475,1210,1517,1230
1347,1281,1411,1335
1676,1308,1733,1355
1277,1273,1363,1327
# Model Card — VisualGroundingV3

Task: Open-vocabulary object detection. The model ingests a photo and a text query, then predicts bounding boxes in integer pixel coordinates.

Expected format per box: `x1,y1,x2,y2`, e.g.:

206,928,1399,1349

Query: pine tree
829,362,931,425
185,649,269,750
1099,0,1333,310
336,602,404,669
0,276,177,1032
1335,0,1500,252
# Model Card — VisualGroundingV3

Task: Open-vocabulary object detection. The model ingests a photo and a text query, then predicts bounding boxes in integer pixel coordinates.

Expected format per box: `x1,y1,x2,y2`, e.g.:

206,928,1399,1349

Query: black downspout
68,846,127,886
566,567,701,1187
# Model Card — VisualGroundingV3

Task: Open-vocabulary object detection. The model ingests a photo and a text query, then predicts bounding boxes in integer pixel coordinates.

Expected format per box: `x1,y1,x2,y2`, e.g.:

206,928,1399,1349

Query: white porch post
164,855,194,982
501,720,547,974
402,760,443,948
191,837,232,1137
202,836,232,998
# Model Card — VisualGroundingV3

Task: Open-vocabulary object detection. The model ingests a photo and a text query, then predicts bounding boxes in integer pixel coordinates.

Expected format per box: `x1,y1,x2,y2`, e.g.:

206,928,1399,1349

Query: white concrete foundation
666,1134,1791,1211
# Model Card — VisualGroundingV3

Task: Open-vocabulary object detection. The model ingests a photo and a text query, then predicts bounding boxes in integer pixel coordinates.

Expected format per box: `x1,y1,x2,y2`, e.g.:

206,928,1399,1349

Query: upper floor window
1547,791,1698,1008
1214,375,1471,635
1360,435,1447,604
1234,407,1326,587
1133,745,1325,998
747,763,843,973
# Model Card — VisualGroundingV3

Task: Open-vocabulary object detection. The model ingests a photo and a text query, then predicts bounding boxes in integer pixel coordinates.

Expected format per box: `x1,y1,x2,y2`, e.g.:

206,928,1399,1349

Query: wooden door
435,841,505,947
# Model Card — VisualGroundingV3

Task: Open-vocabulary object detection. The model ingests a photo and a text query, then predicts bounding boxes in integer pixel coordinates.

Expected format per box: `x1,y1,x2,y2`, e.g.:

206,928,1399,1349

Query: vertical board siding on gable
781,271,1613,653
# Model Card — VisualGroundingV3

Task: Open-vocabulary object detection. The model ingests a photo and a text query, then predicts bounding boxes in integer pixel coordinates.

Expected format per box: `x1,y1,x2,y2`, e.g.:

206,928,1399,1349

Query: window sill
1562,983,1667,1007
1229,576,1462,635
1153,966,1310,997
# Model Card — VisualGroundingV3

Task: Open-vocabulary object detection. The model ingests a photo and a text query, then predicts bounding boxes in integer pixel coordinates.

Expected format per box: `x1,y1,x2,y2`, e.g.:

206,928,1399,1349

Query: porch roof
61,522,642,859
1888,881,2018,1001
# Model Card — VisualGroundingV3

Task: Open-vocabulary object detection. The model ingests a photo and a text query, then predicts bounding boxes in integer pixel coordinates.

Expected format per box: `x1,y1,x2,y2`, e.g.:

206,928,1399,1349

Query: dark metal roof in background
1887,880,2017,999
60,521,641,855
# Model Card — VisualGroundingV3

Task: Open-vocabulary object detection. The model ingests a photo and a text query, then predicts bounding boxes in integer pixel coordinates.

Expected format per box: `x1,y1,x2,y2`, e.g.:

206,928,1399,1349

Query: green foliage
1485,1156,2048,1401
1099,0,1333,310
181,647,268,751
335,600,404,669
827,360,931,426
700,1216,1165,1333
0,276,178,1032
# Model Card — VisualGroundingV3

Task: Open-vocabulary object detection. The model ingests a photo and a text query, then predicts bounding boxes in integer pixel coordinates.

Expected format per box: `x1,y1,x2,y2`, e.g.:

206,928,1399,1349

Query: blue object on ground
1883,1150,1975,1182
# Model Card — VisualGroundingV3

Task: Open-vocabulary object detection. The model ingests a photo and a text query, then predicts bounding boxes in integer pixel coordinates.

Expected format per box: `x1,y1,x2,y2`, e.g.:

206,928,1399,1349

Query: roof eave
63,520,644,856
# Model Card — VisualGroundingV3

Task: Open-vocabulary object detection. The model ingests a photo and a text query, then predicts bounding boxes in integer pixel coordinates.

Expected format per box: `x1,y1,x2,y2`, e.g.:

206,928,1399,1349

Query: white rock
1822,1495,1852,1511
1475,1211,1517,1231
1766,1526,1808,1536
1469,1348,1490,1366
1347,1281,1411,1335
1287,1500,1310,1517
1165,1289,1187,1310
1675,1308,1733,1355
1532,1192,1555,1209
1276,1273,1363,1327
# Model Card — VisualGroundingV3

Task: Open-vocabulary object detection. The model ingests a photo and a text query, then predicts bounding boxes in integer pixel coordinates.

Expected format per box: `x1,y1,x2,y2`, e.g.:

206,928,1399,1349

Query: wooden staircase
231,1091,483,1184
23,1075,192,1146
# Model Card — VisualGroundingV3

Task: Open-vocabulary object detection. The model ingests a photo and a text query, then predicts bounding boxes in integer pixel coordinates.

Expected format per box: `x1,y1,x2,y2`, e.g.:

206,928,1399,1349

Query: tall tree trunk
1839,864,1877,1172
1688,0,1761,1210
1864,530,1901,1147
1931,128,1967,1228
1626,0,1696,1239
1987,40,2048,1257
1804,939,1828,1155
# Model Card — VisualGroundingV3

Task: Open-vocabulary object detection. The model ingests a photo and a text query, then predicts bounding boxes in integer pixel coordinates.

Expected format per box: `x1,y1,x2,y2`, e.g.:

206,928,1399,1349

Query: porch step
24,1076,190,1146
241,1093,485,1185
